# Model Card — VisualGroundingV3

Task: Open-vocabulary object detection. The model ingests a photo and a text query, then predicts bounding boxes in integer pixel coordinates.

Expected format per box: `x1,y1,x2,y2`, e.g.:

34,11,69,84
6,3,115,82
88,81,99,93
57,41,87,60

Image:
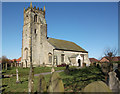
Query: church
21,3,91,67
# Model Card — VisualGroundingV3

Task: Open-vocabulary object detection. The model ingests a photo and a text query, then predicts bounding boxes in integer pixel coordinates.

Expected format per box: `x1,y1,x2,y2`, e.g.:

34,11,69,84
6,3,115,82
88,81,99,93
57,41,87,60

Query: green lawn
2,67,65,93
59,66,105,92
2,66,105,93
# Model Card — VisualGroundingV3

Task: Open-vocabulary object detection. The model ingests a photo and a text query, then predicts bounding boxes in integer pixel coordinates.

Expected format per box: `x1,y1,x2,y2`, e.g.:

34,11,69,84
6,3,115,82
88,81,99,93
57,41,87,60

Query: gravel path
34,70,64,76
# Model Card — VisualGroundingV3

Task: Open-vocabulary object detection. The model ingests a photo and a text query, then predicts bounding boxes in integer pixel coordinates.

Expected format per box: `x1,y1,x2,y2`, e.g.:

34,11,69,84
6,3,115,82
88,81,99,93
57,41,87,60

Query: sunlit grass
2,66,105,92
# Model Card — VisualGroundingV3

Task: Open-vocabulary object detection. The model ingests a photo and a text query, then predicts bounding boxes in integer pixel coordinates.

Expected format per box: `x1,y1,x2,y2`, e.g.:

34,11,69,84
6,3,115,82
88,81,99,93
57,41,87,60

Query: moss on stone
47,72,64,92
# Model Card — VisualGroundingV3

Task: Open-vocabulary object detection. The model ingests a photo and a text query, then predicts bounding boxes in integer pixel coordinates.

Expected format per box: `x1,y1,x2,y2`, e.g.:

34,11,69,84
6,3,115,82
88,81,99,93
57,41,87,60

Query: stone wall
54,50,91,66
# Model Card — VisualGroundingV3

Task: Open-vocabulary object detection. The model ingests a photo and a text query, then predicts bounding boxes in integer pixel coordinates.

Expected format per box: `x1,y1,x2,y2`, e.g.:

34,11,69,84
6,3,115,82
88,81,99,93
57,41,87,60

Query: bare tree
102,48,118,85
2,56,10,70
104,48,117,63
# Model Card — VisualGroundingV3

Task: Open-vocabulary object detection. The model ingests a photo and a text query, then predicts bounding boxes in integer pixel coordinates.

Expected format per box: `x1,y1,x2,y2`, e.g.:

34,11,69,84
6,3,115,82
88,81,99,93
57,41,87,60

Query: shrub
57,63,66,67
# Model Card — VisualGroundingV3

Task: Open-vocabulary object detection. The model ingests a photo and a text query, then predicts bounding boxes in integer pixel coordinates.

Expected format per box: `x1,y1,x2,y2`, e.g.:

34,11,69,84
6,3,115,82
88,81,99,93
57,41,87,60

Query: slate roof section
48,38,88,53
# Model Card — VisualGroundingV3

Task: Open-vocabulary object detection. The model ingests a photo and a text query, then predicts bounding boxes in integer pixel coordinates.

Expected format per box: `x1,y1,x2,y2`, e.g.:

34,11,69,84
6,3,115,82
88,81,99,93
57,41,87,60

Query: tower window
26,15,28,17
24,48,28,60
34,29,37,34
34,14,37,22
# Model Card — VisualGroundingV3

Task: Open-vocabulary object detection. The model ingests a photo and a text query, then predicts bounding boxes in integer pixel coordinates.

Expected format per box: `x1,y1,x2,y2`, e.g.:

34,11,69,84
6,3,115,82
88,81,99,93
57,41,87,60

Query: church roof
48,38,88,53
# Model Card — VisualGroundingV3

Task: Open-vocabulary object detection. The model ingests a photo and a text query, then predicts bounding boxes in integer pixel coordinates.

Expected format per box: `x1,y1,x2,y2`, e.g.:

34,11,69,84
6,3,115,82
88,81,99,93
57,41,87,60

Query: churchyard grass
59,66,105,92
2,66,105,92
2,67,65,92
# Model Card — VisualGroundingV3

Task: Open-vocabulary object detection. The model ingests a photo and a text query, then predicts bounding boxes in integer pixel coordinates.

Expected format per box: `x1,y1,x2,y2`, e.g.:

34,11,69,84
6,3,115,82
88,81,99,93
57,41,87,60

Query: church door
78,59,81,67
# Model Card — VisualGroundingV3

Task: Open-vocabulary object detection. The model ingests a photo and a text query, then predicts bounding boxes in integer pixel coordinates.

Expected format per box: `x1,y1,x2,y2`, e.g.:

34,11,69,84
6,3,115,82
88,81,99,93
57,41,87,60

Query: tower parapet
24,2,45,17
23,2,46,26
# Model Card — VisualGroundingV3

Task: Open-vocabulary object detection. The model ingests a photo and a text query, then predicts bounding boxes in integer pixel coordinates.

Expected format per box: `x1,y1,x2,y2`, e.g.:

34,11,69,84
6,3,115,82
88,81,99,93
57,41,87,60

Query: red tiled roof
89,58,99,63
10,57,21,62
100,57,109,62
100,56,120,62
112,56,120,62
11,59,16,62
16,57,21,62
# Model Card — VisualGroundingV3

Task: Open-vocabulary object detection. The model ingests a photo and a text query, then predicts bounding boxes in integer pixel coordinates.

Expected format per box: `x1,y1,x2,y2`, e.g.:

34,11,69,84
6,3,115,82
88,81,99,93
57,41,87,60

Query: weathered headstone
15,62,16,67
66,65,69,70
82,81,112,92
47,72,64,92
113,63,118,71
38,75,46,93
108,71,119,92
21,62,23,68
11,63,13,68
51,67,55,73
5,63,7,70
64,65,70,74
16,69,20,83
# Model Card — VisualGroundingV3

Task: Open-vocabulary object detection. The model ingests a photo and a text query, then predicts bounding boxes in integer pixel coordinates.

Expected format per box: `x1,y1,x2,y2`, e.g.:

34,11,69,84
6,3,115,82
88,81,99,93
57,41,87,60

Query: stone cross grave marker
16,68,20,83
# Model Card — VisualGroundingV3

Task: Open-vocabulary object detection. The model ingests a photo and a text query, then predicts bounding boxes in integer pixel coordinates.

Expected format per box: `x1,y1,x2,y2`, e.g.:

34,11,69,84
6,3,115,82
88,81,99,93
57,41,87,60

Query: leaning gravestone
82,81,112,93
38,75,47,93
47,72,64,92
108,71,119,92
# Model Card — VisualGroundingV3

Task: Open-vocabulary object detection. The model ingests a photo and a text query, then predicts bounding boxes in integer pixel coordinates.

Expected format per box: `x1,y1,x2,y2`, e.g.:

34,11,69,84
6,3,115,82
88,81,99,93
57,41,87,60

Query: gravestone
5,63,7,70
11,63,13,68
16,69,20,83
82,81,112,92
108,71,119,92
38,75,46,93
51,67,55,73
113,63,118,71
47,72,64,92
64,65,70,74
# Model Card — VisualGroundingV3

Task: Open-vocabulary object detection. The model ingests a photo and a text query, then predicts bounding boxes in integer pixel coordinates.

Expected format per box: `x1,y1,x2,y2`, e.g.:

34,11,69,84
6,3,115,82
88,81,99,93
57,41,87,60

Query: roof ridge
48,37,74,43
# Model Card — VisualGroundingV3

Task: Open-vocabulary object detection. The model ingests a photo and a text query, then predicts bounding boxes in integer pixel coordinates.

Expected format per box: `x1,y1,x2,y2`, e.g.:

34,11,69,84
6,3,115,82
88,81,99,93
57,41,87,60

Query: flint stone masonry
21,3,91,67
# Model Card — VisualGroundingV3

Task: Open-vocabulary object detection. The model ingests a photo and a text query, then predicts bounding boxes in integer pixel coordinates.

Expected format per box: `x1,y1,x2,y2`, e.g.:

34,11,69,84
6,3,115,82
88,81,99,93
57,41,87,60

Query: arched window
34,14,37,22
61,54,64,62
48,53,52,63
24,48,28,60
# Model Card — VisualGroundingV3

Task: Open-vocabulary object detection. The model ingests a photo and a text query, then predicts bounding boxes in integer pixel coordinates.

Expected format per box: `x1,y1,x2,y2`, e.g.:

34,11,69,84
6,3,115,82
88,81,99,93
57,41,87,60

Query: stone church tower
21,3,91,67
21,3,47,67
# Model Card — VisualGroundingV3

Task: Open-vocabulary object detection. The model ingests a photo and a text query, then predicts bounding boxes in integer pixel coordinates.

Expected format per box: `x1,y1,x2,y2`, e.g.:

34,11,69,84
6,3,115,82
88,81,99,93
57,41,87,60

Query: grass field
2,66,105,93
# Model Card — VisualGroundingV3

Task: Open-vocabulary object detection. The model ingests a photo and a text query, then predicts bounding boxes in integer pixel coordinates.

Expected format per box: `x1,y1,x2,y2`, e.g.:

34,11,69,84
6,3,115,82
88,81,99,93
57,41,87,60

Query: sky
2,2,118,60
